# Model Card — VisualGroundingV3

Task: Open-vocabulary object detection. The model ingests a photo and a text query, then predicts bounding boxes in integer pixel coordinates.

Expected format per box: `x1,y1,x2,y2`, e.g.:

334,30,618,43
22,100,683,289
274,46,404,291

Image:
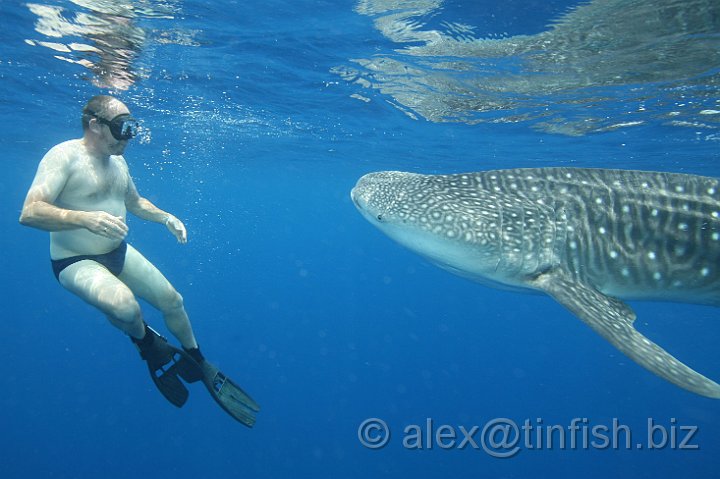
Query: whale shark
351,167,720,398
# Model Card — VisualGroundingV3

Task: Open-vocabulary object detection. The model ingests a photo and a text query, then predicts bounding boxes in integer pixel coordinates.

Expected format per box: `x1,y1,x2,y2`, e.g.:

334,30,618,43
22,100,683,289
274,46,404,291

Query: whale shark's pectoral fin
531,268,720,399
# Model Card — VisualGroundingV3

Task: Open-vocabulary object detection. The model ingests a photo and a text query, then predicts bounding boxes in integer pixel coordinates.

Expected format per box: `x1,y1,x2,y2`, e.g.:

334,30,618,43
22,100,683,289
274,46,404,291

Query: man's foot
132,325,190,408
175,346,204,383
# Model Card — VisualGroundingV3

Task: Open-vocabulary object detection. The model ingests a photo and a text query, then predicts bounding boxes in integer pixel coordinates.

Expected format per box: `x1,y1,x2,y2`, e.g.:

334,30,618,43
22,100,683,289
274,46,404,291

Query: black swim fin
198,360,261,427
134,326,191,408
133,327,260,426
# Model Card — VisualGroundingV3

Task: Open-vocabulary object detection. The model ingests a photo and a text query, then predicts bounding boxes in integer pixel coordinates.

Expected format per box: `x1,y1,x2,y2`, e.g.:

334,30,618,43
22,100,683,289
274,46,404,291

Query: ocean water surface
1,0,719,477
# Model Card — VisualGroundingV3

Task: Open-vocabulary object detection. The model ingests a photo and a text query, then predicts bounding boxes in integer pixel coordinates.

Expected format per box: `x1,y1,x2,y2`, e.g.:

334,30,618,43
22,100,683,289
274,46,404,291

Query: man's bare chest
60,159,128,205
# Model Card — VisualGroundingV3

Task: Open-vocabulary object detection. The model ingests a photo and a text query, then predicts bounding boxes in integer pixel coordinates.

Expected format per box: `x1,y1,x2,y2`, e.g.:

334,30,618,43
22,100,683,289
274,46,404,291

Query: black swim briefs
51,241,128,281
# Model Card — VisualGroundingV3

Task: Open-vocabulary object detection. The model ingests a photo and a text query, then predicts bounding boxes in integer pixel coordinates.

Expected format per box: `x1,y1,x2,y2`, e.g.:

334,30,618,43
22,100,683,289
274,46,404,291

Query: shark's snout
351,171,428,226
350,172,393,218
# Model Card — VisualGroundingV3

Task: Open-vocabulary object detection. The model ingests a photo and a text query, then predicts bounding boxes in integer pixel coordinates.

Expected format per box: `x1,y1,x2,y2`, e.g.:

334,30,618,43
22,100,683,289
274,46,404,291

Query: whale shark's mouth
349,184,365,210
350,183,372,221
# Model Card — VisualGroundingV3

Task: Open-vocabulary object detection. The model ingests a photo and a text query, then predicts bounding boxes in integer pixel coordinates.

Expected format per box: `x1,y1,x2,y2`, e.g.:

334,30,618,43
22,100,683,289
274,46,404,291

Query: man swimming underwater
19,95,259,426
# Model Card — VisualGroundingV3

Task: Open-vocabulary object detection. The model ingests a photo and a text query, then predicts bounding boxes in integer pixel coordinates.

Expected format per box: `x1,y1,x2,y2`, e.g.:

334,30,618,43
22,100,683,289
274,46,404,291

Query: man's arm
19,145,86,231
126,176,187,243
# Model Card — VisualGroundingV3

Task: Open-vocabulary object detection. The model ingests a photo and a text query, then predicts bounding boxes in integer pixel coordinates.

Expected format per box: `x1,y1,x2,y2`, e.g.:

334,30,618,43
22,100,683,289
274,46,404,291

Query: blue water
2,0,719,477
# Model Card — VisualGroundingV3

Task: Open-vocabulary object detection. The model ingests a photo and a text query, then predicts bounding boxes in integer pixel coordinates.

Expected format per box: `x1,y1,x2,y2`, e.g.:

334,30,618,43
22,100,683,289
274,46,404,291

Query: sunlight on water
24,0,197,90
335,0,720,136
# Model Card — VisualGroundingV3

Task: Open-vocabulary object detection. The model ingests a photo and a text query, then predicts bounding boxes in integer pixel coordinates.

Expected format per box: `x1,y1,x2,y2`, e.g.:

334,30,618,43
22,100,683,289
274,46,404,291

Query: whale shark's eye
377,214,384,221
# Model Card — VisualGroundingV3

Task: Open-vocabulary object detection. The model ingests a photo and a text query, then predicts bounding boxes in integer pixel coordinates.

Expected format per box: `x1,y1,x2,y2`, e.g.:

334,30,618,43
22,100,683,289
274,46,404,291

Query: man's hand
165,215,187,244
83,211,128,240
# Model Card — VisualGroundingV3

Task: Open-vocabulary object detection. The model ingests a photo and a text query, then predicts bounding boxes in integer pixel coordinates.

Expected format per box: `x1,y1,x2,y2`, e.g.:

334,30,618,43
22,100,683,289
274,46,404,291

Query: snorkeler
19,95,259,426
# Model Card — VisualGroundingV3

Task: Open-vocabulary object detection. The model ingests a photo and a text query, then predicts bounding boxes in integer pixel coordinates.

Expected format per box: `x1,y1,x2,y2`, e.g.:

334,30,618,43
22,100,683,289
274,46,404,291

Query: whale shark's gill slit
519,202,527,273
548,203,564,264
495,201,504,273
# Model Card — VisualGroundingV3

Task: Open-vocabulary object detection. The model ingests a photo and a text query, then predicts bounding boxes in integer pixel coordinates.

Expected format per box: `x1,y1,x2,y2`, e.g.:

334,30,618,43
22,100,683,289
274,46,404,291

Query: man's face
95,100,134,156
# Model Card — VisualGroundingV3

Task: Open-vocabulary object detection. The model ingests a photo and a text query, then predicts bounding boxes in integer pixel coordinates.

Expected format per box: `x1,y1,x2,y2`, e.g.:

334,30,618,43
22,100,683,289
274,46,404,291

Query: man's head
82,95,139,156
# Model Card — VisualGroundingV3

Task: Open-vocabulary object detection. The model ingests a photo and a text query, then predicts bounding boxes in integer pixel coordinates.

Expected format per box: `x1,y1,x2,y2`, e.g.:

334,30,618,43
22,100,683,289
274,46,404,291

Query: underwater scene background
1,0,719,477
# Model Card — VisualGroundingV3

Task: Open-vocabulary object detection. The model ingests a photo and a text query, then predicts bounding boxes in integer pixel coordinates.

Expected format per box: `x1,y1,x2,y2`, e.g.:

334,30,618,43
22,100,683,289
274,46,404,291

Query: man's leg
118,244,198,350
58,260,145,339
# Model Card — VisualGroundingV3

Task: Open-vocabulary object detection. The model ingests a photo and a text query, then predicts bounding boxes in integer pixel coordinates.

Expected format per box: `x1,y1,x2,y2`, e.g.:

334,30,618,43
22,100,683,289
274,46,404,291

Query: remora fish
351,168,720,398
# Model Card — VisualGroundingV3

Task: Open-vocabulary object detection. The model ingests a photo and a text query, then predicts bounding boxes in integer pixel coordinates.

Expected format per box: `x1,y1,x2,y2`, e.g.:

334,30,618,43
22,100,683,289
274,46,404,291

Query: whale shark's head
351,171,426,228
351,171,528,284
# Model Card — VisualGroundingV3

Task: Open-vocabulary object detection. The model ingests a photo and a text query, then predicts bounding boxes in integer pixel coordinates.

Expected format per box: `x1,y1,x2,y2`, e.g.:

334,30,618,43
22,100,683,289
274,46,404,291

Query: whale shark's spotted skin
351,168,720,398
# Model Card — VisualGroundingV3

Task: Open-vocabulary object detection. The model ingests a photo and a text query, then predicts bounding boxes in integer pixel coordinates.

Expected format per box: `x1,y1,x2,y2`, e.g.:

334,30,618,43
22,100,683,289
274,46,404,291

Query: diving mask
96,113,139,141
